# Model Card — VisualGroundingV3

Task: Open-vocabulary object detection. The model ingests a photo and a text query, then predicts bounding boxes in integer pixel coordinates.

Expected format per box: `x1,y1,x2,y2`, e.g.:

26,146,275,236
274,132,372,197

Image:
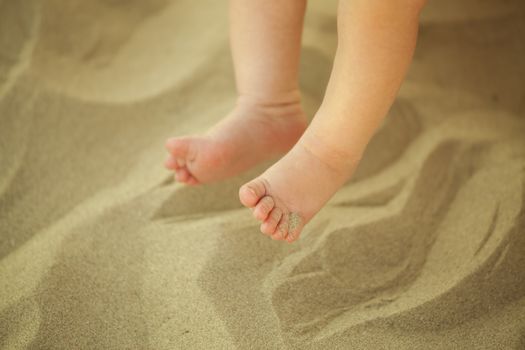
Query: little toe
286,228,301,243
260,207,282,236
253,195,275,221
175,168,191,183
286,212,304,243
239,179,268,208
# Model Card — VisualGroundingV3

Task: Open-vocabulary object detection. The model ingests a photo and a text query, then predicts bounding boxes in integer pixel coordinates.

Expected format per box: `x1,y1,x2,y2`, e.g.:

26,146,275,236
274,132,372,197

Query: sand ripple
1,0,524,349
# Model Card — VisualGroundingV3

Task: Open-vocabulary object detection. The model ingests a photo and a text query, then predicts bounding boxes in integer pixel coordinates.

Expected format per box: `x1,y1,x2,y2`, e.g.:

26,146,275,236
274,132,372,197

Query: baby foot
164,94,307,184
239,133,360,242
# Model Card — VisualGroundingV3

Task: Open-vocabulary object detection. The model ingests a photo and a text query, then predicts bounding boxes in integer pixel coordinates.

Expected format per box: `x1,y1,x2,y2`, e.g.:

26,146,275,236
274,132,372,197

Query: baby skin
165,0,426,242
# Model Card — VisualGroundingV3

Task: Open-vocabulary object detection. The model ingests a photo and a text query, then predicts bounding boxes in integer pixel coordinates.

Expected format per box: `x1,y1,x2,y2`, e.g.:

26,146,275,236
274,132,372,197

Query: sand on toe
1,0,525,349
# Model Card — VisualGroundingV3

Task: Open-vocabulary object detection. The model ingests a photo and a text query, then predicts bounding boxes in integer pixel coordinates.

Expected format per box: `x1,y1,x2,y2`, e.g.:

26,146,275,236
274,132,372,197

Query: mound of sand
1,0,524,349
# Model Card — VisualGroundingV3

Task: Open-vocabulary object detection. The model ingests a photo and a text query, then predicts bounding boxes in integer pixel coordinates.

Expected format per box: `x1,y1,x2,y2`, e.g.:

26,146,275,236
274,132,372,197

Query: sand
1,0,524,348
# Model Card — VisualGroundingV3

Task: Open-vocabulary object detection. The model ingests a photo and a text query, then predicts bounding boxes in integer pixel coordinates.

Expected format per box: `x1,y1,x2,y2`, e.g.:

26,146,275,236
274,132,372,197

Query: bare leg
165,0,307,184
240,0,426,242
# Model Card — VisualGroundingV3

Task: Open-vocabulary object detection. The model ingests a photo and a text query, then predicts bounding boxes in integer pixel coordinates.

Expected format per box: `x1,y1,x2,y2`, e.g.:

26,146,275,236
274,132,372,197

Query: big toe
239,179,268,208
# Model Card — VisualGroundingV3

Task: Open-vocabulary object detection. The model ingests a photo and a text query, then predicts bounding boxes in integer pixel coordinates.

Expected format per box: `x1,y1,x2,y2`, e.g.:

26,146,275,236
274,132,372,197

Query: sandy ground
1,0,525,348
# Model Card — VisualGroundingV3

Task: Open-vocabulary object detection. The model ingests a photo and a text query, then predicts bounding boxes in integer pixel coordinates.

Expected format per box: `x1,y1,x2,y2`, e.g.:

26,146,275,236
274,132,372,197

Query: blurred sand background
1,0,525,348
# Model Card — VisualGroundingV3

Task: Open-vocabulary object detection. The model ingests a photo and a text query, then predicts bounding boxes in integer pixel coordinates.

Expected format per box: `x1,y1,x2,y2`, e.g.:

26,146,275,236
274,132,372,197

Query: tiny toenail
176,159,185,167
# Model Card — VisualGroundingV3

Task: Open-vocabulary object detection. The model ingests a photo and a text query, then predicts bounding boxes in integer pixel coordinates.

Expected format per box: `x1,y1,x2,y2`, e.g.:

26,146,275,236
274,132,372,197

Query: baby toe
286,230,301,243
286,212,304,243
253,195,275,221
260,207,282,235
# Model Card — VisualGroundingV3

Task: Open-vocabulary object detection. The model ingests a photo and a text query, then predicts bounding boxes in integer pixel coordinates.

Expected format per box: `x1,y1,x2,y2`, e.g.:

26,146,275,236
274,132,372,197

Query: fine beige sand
1,0,525,348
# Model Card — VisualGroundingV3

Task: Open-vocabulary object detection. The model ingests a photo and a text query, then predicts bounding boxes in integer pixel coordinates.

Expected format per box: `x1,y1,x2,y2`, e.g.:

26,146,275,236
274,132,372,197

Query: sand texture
1,0,525,349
